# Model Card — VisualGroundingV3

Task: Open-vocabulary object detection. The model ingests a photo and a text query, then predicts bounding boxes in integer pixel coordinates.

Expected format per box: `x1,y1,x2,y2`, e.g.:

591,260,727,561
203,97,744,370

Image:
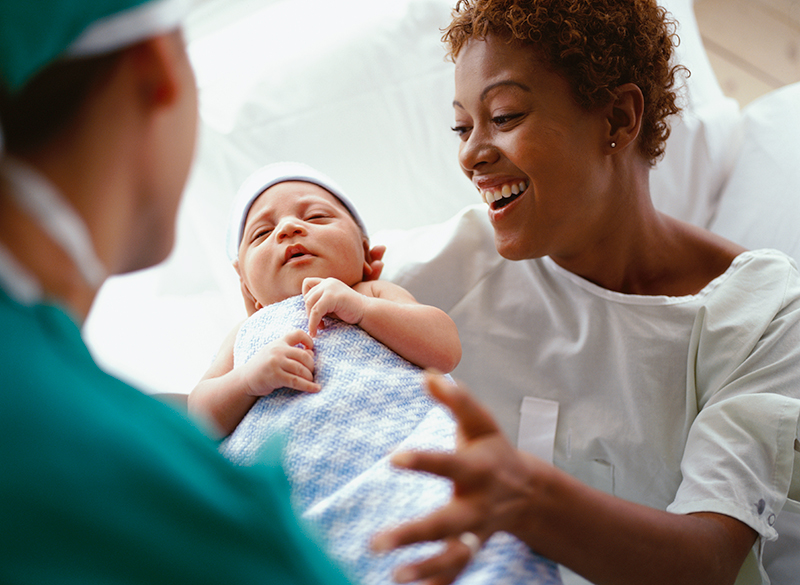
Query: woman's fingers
392,537,474,585
370,244,387,262
372,499,480,552
424,373,502,444
371,373,522,584
389,449,471,486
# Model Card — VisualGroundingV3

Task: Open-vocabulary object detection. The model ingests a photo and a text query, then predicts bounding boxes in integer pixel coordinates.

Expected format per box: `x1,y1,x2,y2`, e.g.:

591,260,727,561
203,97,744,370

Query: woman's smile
475,179,529,208
454,35,611,262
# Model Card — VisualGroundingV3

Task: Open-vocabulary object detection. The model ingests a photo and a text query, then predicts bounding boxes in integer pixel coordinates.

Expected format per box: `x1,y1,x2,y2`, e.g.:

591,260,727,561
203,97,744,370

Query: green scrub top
0,285,355,584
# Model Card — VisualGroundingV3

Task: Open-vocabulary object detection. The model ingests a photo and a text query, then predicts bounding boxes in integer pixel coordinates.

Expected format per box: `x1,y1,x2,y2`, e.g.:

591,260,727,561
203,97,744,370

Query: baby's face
237,181,368,308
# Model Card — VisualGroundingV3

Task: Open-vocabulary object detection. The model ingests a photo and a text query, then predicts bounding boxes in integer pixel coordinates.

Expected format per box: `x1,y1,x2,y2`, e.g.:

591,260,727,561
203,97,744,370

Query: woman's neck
547,163,743,296
550,205,744,297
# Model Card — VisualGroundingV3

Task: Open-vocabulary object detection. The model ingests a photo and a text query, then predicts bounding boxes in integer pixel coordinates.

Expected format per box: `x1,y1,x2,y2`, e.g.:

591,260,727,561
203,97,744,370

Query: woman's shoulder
700,248,800,322
692,249,800,408
730,247,798,269
717,248,800,293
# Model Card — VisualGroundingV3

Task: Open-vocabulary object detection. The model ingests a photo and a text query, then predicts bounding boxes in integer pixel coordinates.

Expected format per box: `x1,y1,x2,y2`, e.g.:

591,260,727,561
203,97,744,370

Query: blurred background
84,0,800,397
696,0,800,106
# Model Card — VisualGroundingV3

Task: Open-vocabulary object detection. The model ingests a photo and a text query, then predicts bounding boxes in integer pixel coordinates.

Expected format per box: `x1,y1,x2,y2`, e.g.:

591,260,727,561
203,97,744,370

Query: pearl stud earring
610,142,617,148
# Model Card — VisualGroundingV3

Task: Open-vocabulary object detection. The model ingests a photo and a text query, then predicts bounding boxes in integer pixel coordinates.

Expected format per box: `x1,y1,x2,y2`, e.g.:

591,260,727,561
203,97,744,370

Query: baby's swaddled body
222,295,561,585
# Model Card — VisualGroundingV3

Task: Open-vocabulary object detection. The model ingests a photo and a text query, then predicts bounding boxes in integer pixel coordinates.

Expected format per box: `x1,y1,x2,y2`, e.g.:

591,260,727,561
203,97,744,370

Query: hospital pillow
708,82,800,265
649,0,742,228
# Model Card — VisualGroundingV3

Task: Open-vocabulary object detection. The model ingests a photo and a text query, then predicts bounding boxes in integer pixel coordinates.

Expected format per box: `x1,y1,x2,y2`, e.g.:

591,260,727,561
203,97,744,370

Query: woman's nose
458,128,499,171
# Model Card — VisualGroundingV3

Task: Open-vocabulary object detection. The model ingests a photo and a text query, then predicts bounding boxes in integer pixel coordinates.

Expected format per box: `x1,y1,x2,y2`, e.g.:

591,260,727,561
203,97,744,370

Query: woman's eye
450,125,471,139
492,113,522,126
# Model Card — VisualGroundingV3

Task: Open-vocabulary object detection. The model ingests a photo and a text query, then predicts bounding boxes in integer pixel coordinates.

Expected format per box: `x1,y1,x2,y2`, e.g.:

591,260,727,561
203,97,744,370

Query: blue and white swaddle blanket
221,295,561,585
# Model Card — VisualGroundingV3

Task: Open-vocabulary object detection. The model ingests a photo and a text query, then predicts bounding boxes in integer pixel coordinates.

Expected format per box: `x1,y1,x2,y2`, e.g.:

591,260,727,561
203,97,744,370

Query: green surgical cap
0,0,187,94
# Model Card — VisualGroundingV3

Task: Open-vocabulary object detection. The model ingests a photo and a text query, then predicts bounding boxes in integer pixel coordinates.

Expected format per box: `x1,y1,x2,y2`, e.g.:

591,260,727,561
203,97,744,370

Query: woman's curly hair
443,0,686,164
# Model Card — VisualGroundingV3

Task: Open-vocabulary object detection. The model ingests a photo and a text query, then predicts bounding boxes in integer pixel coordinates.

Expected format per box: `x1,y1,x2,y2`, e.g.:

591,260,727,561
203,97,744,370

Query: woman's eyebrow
480,80,531,100
453,79,532,109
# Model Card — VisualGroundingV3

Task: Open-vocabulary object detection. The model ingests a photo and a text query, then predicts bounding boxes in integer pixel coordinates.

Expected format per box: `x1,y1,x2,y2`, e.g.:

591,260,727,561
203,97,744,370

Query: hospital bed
83,0,800,582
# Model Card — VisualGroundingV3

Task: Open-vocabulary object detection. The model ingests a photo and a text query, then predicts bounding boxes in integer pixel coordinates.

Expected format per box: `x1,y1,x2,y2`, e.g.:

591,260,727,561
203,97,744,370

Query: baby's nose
276,218,305,239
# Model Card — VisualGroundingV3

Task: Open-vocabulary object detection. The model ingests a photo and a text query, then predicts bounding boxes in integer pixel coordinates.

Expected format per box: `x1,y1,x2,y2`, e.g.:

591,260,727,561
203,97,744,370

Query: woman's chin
493,236,529,261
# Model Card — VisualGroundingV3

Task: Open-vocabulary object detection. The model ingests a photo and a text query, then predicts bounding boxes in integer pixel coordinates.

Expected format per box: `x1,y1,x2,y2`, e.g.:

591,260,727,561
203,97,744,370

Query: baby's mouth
480,180,528,210
284,244,311,263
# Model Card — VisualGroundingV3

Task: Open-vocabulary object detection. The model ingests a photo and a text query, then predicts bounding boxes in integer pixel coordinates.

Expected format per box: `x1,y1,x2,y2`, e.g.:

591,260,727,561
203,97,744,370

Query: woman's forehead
456,36,543,84
454,36,573,108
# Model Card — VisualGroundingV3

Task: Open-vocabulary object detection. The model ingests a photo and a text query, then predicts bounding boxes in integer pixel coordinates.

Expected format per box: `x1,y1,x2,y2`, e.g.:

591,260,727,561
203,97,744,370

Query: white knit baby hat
226,161,368,261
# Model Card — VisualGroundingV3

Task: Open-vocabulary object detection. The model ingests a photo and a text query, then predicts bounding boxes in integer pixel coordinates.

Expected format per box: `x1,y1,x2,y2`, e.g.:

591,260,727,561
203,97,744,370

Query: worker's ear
233,260,261,316
604,83,644,152
124,32,184,109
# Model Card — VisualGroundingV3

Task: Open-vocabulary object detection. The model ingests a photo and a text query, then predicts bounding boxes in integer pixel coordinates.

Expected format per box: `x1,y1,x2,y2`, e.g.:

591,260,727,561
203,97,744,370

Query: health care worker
0,1,353,583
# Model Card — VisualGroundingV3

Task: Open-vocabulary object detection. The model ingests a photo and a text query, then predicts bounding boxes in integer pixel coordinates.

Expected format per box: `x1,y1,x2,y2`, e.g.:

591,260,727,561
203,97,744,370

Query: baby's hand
241,329,320,396
302,277,367,337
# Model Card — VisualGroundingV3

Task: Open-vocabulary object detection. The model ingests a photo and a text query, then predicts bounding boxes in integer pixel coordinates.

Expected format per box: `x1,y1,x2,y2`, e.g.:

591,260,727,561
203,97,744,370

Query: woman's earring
610,142,617,148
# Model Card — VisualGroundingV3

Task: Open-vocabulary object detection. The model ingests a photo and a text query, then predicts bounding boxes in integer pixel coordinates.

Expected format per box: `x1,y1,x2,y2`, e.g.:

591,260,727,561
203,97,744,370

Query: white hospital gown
438,247,800,584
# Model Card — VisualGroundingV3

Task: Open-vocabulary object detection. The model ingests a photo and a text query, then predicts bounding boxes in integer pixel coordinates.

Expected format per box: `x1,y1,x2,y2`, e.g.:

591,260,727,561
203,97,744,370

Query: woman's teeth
481,181,528,205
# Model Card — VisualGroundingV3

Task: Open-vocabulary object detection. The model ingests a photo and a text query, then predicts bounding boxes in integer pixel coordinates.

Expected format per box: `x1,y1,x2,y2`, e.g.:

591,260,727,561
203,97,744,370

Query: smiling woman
445,2,741,292
369,2,800,585
452,36,630,265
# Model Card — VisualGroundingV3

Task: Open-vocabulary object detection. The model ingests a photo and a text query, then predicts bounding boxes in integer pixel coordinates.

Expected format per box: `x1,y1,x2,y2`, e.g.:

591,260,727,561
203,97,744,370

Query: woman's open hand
371,373,546,585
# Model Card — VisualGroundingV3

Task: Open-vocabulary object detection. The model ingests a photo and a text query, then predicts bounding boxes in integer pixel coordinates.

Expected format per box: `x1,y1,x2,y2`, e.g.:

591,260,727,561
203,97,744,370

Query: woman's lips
477,180,529,209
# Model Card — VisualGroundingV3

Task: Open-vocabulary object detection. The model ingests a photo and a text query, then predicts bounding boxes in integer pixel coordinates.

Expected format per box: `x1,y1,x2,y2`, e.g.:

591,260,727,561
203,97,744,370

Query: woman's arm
303,277,461,373
188,325,319,437
372,374,756,585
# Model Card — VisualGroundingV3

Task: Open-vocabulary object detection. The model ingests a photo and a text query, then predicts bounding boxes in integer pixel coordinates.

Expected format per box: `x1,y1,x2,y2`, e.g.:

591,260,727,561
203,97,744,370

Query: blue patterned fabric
222,295,561,585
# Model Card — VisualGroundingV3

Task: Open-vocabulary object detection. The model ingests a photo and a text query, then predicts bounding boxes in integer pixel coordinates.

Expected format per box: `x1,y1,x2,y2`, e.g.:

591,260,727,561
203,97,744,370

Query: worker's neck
0,182,98,321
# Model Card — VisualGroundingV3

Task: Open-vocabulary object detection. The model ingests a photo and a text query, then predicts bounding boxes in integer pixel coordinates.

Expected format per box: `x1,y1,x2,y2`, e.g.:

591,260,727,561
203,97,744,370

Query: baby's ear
234,261,261,316
239,280,262,316
362,240,386,282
